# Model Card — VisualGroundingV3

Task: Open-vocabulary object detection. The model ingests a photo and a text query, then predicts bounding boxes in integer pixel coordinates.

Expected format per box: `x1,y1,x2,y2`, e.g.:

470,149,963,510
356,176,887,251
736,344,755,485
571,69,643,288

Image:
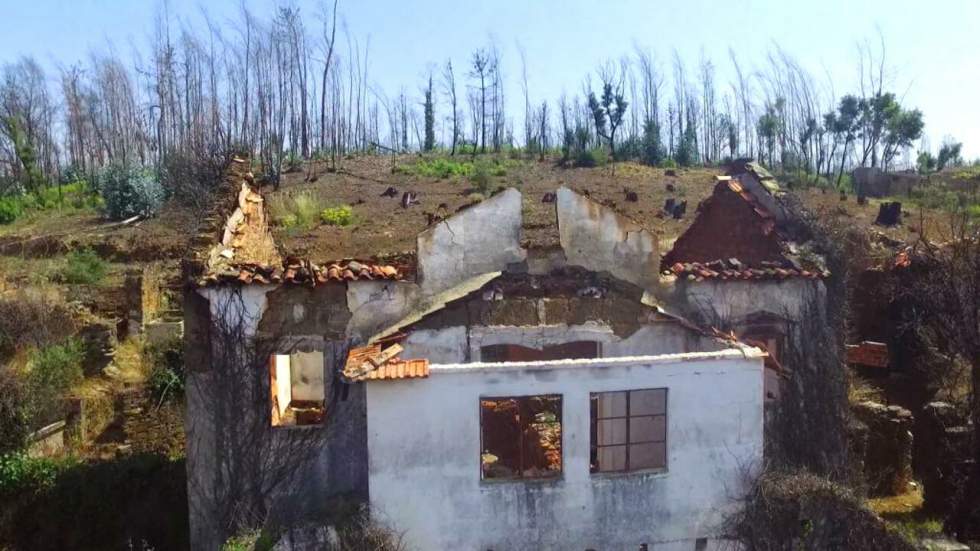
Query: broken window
269,350,325,427
480,341,599,362
590,388,667,473
480,395,562,480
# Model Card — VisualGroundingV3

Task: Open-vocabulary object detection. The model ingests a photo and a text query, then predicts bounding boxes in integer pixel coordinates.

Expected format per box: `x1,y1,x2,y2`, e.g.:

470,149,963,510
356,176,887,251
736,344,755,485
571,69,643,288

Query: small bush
399,157,474,178
222,529,277,551
320,205,354,227
0,451,78,496
574,147,607,168
269,191,323,231
58,248,108,285
470,161,492,195
146,339,185,403
28,338,85,398
661,158,678,169
0,292,78,359
94,163,164,220
0,196,24,224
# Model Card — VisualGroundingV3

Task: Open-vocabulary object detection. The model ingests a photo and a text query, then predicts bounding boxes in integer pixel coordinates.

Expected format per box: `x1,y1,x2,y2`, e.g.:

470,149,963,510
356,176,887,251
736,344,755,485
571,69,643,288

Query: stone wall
915,402,974,515
851,401,913,496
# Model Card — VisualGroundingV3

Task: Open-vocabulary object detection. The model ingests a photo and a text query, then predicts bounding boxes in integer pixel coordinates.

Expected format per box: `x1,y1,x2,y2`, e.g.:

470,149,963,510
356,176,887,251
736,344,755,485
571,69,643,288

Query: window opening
480,394,562,480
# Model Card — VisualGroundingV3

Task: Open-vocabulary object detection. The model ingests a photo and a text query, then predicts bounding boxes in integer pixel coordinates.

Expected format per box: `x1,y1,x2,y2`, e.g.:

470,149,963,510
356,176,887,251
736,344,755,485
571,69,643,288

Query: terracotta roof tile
342,343,429,382
665,259,829,281
363,359,429,380
198,259,407,287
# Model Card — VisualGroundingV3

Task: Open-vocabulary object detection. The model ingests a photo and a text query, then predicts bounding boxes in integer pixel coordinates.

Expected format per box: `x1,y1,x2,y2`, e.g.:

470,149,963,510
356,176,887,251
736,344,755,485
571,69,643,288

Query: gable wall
663,186,785,267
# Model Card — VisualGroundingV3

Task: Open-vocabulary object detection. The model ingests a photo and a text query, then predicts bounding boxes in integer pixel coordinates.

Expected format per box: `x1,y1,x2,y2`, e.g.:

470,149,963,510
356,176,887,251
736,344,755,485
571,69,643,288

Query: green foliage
587,82,629,158
222,529,277,551
146,339,185,403
0,196,24,224
673,125,698,167
1,115,46,193
0,452,78,496
269,191,323,231
58,248,108,285
470,160,493,195
757,105,780,166
399,157,475,178
937,140,963,170
320,205,354,226
94,163,164,220
0,181,101,225
574,147,608,168
661,158,678,169
917,151,937,174
639,118,665,166
28,338,85,399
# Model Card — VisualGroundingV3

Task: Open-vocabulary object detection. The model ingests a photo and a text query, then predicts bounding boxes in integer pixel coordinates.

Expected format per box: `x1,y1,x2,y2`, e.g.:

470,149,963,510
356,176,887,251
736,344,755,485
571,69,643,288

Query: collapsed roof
662,163,829,282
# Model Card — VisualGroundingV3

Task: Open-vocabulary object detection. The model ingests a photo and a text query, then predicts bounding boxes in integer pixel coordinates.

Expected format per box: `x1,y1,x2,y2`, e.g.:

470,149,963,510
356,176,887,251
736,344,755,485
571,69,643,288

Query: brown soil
269,155,722,261
0,201,200,262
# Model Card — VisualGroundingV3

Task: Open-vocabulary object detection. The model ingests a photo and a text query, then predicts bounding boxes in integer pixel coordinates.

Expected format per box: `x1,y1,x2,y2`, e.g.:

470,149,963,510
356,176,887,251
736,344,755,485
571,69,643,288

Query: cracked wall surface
556,187,659,292
416,188,526,296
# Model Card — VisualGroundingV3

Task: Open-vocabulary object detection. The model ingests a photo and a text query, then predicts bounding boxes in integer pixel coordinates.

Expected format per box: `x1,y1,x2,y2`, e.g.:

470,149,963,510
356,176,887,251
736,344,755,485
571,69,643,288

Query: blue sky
2,0,978,158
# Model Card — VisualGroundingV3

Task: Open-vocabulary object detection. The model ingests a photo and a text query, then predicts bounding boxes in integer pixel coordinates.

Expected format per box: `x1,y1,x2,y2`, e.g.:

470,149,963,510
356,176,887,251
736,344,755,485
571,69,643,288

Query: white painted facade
366,350,765,550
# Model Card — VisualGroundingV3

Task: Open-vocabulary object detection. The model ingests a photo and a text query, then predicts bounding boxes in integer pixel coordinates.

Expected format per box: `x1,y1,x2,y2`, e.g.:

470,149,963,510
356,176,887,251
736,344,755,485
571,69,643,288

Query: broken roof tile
342,343,429,382
665,260,827,281
199,259,406,287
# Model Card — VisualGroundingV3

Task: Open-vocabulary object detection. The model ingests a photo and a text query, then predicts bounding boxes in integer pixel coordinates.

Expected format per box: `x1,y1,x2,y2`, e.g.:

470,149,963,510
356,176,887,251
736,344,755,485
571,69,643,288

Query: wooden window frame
479,394,563,481
590,388,668,474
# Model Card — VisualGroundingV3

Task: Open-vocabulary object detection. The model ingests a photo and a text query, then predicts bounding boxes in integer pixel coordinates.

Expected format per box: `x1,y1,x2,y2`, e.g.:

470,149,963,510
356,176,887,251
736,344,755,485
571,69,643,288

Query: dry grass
868,484,946,542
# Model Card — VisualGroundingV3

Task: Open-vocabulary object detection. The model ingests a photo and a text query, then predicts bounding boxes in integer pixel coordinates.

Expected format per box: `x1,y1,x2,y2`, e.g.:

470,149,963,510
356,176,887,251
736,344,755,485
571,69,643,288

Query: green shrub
28,338,85,398
661,158,678,169
0,451,77,496
399,157,475,178
0,196,24,224
320,205,354,226
222,529,277,551
58,248,108,285
147,339,185,403
268,191,323,231
574,147,607,168
94,163,164,220
470,161,492,195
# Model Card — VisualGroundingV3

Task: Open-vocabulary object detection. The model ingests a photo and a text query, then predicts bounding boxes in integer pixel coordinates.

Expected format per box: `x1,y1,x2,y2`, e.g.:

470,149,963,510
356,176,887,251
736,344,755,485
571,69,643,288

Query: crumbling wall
556,187,659,292
186,284,368,549
345,281,421,342
916,402,974,515
851,401,913,496
416,188,525,296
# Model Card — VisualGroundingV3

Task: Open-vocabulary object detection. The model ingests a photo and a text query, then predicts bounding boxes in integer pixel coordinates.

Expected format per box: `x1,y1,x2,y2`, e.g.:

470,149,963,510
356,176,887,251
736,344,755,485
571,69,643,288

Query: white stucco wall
557,186,660,292
416,188,526,296
671,278,821,326
366,351,764,550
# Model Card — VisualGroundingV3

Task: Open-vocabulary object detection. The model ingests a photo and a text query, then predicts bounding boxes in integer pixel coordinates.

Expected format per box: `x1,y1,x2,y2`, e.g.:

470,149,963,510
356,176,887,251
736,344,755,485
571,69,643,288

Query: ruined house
661,160,830,402
183,159,771,550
